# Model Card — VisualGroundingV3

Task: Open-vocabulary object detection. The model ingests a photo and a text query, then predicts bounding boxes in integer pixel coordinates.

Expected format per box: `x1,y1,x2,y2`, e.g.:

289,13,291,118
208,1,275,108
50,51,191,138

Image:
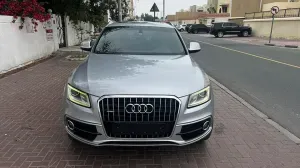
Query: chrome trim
65,115,102,126
66,126,212,146
97,95,182,138
176,115,212,126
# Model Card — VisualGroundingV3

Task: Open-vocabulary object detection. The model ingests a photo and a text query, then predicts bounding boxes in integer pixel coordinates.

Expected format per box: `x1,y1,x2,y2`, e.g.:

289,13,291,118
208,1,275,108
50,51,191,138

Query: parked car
210,22,252,38
177,24,187,32
188,24,209,34
185,24,193,32
65,21,214,146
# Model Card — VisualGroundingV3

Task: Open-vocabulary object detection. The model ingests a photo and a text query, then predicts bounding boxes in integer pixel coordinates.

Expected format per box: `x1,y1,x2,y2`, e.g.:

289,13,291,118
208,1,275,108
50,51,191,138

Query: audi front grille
99,96,181,138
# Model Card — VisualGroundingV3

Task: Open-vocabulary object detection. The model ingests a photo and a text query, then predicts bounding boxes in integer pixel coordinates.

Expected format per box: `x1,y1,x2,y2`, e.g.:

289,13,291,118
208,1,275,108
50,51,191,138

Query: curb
65,55,87,61
285,45,299,48
264,43,299,49
264,43,275,46
209,76,300,144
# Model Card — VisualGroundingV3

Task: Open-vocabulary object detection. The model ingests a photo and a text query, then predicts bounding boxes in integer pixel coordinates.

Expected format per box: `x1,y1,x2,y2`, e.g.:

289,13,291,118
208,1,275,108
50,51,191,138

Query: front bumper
64,94,214,146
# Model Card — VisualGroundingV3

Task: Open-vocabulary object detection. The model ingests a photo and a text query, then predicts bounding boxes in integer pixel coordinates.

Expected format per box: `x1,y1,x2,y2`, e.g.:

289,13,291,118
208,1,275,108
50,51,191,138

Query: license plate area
104,122,175,138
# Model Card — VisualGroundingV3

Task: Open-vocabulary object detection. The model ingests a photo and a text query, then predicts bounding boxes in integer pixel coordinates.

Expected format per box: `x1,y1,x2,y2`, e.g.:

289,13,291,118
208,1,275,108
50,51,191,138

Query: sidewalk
221,36,300,48
0,50,300,168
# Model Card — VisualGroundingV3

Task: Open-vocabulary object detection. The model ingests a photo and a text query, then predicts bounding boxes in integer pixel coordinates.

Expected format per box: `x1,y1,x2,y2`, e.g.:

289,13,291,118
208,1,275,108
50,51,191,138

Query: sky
134,0,207,17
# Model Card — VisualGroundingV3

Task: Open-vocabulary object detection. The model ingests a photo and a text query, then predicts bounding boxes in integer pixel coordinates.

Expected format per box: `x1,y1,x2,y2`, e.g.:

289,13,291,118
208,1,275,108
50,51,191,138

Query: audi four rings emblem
125,104,154,114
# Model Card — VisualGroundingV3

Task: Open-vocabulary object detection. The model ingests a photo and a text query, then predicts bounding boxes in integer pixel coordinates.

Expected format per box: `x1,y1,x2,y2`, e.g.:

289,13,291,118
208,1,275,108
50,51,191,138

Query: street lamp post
163,0,165,21
118,0,122,22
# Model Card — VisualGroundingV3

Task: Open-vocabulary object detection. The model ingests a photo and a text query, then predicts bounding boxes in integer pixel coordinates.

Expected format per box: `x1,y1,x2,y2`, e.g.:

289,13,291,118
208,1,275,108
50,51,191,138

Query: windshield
94,26,186,55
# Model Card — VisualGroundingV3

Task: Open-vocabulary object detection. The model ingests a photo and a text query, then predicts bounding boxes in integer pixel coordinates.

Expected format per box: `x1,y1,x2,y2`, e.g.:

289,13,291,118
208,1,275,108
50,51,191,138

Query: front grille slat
169,99,172,121
99,96,180,138
148,98,150,121
164,99,166,121
123,98,126,122
118,98,120,122
159,98,161,122
153,98,156,122
107,98,110,122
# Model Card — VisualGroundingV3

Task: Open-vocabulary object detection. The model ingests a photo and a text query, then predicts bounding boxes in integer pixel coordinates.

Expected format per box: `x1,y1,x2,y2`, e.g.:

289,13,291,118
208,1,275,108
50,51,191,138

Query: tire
217,31,224,38
242,31,249,37
214,34,218,38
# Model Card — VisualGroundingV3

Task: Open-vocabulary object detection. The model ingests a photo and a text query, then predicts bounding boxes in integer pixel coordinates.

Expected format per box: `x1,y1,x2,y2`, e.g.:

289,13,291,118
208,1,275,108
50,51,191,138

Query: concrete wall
263,2,300,11
0,15,94,74
231,0,261,17
205,17,230,25
65,16,94,47
244,17,300,39
0,15,59,74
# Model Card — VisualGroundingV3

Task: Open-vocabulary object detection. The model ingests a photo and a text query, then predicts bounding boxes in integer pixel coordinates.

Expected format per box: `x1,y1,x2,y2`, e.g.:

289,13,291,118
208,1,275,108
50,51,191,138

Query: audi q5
64,21,214,146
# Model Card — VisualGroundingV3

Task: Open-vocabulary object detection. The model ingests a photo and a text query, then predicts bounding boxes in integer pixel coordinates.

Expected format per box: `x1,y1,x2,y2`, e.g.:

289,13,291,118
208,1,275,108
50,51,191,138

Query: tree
40,0,124,27
143,13,158,21
141,13,145,20
107,0,128,21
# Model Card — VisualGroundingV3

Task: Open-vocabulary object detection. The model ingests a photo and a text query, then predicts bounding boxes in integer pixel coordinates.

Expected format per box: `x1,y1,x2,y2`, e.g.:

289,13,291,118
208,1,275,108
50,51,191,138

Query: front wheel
217,31,224,38
242,31,249,37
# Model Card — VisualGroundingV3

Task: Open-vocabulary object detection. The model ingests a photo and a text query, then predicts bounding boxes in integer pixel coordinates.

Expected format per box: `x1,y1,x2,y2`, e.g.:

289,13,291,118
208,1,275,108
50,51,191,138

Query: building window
222,6,228,13
219,8,222,13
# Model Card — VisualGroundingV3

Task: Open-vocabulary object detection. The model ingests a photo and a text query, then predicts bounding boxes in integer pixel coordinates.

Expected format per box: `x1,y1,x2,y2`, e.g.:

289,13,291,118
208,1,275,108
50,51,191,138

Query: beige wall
262,0,289,4
244,17,300,39
180,19,200,24
263,2,300,11
231,0,261,17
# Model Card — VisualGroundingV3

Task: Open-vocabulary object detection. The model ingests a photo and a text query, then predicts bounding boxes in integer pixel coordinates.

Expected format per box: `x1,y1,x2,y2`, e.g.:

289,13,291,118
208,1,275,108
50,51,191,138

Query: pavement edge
209,76,300,144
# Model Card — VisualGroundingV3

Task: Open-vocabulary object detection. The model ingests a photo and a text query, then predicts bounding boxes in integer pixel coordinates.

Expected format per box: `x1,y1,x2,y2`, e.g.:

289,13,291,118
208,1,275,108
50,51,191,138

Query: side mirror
80,39,96,52
188,42,201,53
80,41,91,52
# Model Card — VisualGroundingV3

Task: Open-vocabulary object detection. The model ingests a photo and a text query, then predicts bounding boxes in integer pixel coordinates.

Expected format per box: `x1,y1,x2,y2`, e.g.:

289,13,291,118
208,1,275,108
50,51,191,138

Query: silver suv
64,21,214,146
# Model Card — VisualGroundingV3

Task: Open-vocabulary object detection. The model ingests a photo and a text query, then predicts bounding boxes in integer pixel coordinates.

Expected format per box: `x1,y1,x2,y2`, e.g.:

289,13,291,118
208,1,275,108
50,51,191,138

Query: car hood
69,53,208,97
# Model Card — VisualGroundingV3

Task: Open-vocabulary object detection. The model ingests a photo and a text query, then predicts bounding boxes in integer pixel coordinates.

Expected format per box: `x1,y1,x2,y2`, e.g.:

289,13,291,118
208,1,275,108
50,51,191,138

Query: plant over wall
0,0,51,32
44,0,128,28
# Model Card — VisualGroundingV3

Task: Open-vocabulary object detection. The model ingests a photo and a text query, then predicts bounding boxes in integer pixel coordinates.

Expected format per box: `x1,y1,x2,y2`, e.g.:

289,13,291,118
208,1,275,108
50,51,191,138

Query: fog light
203,121,210,131
67,120,75,131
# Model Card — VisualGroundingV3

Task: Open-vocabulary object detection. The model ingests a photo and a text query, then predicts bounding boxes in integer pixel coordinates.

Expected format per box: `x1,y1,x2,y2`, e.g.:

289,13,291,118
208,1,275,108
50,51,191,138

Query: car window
94,26,186,55
230,23,238,27
223,23,230,27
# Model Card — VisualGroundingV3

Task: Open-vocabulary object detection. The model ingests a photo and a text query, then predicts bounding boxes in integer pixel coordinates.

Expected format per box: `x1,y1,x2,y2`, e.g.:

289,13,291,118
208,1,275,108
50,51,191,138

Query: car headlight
188,86,211,108
67,84,91,108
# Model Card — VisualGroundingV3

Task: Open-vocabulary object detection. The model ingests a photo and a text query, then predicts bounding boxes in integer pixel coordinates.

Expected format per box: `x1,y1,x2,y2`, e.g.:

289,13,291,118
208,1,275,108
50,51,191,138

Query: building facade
217,0,231,14
230,0,300,17
207,0,218,13
190,5,197,12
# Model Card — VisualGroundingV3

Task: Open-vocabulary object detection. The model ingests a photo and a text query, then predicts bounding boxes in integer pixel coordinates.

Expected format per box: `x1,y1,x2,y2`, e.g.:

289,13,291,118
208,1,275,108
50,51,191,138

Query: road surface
181,33,300,138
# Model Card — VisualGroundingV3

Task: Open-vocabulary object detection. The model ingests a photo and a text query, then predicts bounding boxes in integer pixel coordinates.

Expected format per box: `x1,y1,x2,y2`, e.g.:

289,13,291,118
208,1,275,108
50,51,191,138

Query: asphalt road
181,33,300,138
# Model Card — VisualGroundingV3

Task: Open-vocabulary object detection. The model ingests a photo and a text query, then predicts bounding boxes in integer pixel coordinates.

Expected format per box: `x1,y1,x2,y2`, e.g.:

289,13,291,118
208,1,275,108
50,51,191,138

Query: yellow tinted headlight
67,84,91,108
188,86,211,108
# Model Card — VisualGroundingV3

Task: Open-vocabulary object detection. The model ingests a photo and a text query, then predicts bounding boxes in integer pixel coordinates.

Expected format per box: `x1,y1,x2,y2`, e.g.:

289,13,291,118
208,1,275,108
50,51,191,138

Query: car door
222,23,231,34
198,24,206,33
229,23,240,35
